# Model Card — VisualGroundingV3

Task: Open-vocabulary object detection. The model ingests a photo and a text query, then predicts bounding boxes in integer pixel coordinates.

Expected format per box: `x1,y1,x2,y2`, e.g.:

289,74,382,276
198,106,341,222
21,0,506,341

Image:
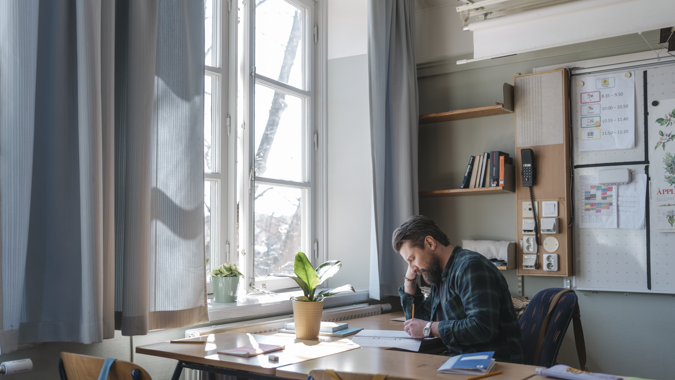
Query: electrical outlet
522,236,538,253
543,253,558,271
522,201,539,218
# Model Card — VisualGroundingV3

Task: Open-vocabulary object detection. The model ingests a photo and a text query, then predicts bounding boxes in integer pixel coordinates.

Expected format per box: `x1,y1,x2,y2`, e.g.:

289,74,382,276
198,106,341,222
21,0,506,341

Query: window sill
207,288,370,322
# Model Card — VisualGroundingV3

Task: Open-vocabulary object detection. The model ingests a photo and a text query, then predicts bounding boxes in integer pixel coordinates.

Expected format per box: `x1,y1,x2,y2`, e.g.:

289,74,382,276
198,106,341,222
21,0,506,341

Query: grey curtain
367,0,419,299
0,0,207,354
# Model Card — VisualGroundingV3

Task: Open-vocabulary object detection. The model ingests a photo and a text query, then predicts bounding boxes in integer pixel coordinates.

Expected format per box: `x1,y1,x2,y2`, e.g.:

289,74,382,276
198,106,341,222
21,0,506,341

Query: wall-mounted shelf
419,185,513,198
419,83,514,125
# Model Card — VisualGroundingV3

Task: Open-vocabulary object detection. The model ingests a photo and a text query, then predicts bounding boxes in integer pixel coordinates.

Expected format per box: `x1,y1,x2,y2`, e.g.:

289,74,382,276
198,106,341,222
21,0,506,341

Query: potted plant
269,252,355,339
210,263,243,303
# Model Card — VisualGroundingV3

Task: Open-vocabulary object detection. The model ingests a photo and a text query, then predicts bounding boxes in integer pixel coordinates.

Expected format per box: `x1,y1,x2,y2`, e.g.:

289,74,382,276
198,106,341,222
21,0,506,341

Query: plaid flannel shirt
399,246,524,363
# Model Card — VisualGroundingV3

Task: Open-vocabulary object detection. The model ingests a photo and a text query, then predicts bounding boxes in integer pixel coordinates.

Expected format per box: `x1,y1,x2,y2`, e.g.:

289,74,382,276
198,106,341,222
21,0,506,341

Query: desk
136,332,358,380
136,311,541,380
276,346,541,380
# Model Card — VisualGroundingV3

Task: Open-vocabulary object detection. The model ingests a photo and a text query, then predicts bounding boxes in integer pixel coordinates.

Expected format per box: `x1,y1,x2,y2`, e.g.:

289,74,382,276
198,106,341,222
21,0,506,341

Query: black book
489,151,508,187
460,156,475,189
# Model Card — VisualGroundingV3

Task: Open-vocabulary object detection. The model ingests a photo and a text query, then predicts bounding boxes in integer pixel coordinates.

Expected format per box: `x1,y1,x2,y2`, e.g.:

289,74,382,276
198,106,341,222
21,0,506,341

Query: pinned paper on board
617,174,647,230
578,175,617,229
575,72,635,151
648,98,675,232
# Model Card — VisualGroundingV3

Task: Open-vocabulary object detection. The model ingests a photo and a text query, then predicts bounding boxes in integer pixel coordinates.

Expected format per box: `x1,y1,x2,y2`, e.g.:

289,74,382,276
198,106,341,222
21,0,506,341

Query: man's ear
425,236,436,250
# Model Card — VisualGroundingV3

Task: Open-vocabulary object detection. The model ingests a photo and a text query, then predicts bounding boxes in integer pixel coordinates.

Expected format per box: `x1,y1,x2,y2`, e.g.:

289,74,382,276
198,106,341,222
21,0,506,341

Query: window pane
205,75,215,173
255,0,304,89
254,84,303,181
254,185,304,277
205,180,216,276
205,0,215,67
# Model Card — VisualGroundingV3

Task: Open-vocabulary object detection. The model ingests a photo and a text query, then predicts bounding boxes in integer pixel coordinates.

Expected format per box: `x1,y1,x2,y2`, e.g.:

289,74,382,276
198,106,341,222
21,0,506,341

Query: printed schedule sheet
574,72,635,151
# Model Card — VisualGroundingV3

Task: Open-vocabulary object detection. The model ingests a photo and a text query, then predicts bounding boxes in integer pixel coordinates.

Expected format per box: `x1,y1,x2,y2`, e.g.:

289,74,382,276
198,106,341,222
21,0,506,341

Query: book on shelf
489,151,508,187
470,155,481,188
437,351,496,375
499,156,513,186
476,152,487,188
460,155,475,189
283,322,348,333
218,343,284,358
480,152,490,187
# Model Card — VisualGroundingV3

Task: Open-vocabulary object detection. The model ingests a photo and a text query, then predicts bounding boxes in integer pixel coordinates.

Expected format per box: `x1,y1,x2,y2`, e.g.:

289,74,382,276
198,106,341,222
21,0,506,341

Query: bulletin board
571,62,675,294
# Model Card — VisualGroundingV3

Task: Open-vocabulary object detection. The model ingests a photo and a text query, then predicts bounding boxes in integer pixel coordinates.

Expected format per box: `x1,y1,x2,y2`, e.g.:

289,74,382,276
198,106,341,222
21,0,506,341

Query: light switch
542,201,558,217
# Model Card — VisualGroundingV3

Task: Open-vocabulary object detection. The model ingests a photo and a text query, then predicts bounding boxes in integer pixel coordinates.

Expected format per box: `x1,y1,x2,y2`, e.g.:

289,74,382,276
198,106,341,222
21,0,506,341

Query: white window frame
238,0,320,293
205,0,239,294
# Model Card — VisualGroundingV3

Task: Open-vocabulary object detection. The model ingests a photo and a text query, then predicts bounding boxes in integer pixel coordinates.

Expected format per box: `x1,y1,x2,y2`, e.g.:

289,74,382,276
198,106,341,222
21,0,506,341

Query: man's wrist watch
423,321,433,338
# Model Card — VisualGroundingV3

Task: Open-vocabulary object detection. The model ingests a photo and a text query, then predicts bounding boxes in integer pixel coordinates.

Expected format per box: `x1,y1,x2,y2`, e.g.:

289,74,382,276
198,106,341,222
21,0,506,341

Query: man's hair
392,215,450,253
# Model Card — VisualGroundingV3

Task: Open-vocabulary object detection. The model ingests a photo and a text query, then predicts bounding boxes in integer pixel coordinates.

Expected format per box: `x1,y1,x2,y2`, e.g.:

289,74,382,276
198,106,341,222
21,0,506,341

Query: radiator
184,303,385,380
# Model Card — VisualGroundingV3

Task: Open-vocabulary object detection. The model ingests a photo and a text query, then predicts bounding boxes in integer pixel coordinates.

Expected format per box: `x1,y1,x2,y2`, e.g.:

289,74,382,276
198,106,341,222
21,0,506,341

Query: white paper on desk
351,330,422,352
618,174,646,229
578,175,617,229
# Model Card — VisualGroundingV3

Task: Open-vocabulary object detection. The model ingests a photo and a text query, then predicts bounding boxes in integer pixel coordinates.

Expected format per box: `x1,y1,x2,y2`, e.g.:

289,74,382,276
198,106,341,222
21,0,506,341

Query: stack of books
279,322,363,337
460,151,513,189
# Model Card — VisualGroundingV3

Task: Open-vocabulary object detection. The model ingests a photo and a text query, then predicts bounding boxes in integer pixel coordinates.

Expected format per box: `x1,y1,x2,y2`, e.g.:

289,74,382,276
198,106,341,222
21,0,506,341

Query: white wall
325,0,372,291
415,1,473,64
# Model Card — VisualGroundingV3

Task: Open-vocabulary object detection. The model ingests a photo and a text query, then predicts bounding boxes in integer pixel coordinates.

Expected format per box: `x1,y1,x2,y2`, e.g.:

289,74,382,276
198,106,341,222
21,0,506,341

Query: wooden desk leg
171,361,185,380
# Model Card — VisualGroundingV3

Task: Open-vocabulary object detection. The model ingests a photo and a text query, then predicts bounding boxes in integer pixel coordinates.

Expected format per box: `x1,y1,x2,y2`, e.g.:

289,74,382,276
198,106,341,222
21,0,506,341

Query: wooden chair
59,352,151,380
309,369,417,380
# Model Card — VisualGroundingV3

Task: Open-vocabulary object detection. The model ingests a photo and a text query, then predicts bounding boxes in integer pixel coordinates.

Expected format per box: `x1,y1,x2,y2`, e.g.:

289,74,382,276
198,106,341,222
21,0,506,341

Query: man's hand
405,265,417,281
403,318,427,339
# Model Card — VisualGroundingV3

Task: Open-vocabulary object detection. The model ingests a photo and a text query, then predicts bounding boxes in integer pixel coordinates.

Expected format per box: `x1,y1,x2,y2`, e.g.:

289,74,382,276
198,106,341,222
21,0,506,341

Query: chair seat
60,352,151,380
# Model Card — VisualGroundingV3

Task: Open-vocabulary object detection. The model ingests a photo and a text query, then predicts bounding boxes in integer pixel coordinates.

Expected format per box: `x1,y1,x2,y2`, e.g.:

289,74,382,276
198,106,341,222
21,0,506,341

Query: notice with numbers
575,72,635,151
578,175,617,229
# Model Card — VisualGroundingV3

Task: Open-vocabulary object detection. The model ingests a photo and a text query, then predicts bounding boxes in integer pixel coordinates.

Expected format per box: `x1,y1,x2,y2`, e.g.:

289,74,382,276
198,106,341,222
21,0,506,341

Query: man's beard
419,256,442,286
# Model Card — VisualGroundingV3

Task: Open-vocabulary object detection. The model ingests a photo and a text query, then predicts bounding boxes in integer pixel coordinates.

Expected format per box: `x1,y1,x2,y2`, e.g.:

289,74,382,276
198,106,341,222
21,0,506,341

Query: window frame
239,0,318,293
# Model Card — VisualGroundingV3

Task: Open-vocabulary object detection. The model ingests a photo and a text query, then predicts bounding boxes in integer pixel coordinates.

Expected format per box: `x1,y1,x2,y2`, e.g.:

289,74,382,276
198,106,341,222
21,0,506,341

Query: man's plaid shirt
399,246,524,363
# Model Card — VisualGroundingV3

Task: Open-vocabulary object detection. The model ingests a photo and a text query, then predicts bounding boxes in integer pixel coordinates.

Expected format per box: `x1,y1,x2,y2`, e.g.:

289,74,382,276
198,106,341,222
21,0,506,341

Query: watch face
423,326,430,337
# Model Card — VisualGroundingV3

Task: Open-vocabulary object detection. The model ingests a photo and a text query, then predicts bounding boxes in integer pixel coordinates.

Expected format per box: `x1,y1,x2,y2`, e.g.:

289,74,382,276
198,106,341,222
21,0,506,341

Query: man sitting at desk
395,215,524,363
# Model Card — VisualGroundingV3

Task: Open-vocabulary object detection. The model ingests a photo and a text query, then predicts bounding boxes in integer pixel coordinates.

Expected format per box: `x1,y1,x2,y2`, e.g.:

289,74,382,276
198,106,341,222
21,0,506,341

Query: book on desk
437,351,496,375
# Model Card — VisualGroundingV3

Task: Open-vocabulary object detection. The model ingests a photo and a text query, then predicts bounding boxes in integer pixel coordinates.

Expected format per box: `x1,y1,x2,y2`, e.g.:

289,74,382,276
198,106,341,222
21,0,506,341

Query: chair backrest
519,288,581,368
309,369,417,380
60,352,151,380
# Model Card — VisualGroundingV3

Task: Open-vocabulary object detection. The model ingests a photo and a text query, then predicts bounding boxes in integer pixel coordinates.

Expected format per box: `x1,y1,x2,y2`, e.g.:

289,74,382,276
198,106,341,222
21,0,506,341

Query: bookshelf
418,83,513,125
419,186,513,198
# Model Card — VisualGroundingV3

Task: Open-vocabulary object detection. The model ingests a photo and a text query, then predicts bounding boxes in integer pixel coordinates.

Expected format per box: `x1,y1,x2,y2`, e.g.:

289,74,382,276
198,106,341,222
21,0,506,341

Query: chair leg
58,359,68,380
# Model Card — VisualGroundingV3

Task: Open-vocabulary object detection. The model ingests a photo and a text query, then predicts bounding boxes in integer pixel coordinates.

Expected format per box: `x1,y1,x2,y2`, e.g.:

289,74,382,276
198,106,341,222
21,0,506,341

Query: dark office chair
59,352,150,380
519,288,587,370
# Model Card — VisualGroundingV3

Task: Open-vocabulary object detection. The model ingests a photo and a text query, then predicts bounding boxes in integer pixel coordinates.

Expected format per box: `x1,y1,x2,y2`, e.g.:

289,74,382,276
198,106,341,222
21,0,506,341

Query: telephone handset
521,149,536,187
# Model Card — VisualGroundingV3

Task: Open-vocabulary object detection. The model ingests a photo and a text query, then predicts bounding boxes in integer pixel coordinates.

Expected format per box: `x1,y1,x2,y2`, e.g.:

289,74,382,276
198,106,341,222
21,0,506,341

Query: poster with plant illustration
649,99,675,232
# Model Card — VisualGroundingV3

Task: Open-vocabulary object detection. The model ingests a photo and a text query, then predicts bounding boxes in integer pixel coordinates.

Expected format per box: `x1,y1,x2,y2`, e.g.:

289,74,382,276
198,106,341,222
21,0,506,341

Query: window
239,0,317,292
204,0,237,292
205,0,322,296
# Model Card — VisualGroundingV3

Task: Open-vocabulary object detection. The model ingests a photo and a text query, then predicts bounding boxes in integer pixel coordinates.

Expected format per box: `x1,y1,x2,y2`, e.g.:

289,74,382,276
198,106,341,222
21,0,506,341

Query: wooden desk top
275,347,541,380
136,333,358,375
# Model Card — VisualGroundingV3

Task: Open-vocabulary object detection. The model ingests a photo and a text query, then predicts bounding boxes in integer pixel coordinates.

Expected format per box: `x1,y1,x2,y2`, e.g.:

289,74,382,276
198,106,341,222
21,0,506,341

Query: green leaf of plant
294,252,320,297
292,296,310,302
657,118,665,125
660,130,665,136
267,273,310,295
316,284,355,299
315,260,342,285
664,144,666,151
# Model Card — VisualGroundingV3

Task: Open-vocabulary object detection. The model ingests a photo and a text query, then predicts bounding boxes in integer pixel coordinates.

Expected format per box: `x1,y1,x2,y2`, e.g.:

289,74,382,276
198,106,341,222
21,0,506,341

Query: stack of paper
351,330,423,352
437,351,496,375
279,322,363,337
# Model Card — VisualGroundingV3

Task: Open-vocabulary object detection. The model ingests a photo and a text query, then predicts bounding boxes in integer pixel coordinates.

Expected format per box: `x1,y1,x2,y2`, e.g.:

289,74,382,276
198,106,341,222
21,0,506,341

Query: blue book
437,351,496,375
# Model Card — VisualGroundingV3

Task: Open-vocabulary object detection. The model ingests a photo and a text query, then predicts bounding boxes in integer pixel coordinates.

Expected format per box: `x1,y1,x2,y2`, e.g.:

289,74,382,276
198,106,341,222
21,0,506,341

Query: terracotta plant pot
292,300,324,339
212,276,239,303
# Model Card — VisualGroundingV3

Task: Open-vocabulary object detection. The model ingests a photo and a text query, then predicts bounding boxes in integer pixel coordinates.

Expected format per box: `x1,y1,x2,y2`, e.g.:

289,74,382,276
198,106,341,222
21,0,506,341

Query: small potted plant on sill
210,263,243,303
269,252,355,339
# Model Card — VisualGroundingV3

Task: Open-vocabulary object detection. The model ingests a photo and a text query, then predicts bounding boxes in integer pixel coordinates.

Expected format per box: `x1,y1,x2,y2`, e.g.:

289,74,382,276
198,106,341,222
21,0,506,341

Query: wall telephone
521,148,539,268
521,148,536,187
